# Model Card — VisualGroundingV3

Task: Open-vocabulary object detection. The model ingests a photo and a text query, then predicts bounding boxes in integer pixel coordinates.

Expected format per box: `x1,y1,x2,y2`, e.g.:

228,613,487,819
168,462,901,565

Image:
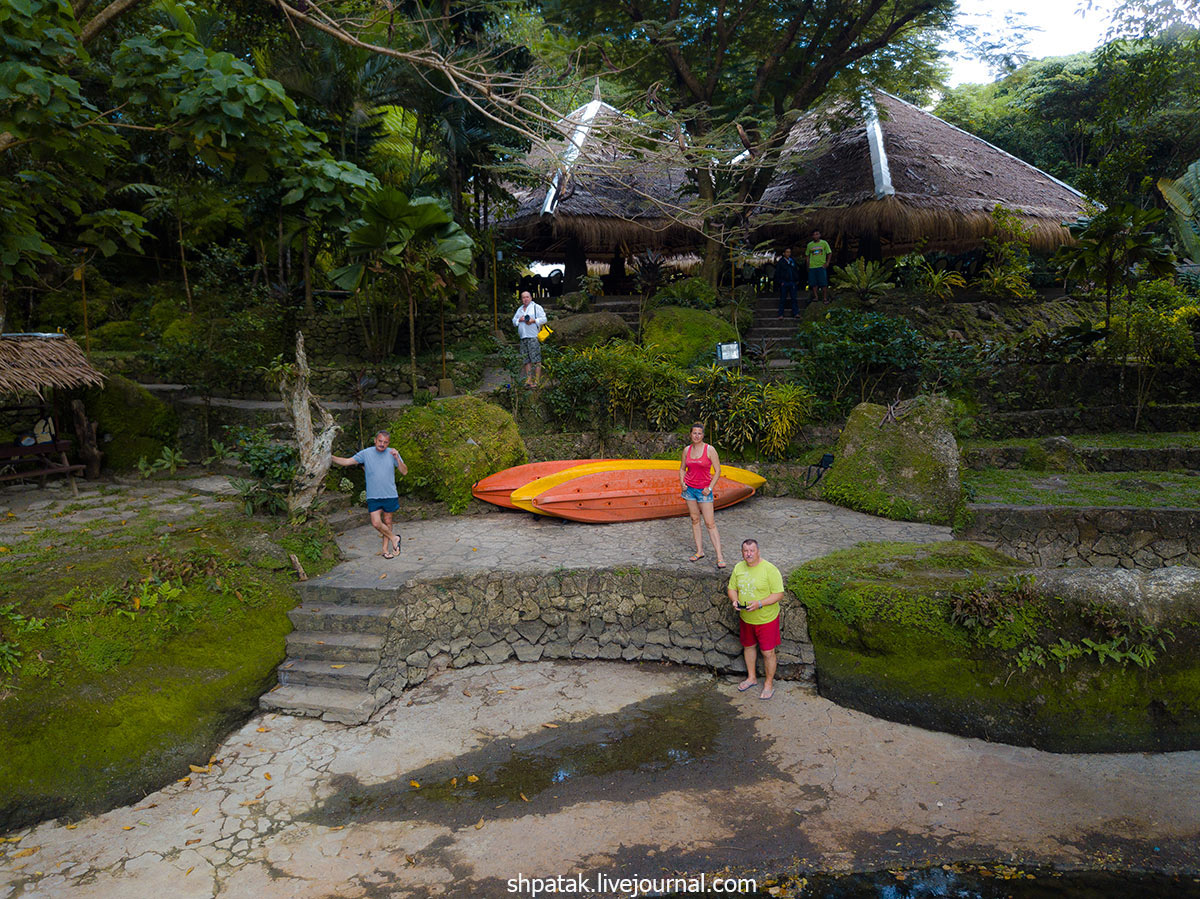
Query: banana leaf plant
331,187,474,395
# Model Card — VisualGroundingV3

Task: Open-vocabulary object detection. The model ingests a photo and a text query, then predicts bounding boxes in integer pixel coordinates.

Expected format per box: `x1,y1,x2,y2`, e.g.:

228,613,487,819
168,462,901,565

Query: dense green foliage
935,27,1200,207
791,309,982,415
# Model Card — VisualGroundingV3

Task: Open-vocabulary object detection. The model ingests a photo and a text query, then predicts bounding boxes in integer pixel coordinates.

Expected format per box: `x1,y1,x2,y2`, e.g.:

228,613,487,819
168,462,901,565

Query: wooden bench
0,439,83,495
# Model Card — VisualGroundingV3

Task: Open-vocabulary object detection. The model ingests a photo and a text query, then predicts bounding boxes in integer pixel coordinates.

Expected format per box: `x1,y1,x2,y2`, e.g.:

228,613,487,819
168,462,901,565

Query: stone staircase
259,583,397,725
590,295,641,328
742,293,801,371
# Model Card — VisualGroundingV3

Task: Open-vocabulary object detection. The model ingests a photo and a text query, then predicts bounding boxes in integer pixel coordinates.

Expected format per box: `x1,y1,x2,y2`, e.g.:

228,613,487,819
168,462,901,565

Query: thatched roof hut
0,333,105,398
754,90,1089,257
497,85,699,270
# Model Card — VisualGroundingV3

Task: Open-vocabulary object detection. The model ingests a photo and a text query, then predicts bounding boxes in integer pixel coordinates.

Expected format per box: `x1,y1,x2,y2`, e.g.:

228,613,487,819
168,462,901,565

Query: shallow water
663,866,1200,898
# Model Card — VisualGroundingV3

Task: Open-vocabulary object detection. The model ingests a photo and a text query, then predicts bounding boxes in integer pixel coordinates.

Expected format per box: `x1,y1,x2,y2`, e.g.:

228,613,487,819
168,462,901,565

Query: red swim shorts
739,616,781,652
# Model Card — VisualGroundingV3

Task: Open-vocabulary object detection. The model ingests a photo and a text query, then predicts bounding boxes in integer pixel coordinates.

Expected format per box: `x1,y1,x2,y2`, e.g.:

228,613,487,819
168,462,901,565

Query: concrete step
278,659,376,690
288,603,394,634
259,684,381,725
286,631,385,663
296,583,401,607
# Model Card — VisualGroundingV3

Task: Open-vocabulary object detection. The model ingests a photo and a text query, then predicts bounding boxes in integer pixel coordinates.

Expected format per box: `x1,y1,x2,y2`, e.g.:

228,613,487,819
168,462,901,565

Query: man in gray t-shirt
332,430,408,559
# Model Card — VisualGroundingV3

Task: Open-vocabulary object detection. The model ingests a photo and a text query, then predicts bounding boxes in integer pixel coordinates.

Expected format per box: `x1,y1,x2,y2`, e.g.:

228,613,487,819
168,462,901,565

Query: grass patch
0,505,339,831
964,469,1200,508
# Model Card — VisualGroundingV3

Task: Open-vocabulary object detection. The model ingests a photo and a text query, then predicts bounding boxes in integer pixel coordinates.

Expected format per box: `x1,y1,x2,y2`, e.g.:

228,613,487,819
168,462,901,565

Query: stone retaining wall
370,569,813,698
975,404,1200,439
957,505,1200,569
963,445,1200,472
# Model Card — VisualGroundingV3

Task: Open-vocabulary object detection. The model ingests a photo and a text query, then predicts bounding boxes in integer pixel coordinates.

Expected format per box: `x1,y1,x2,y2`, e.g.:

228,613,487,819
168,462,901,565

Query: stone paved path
2,662,1197,899
327,497,951,584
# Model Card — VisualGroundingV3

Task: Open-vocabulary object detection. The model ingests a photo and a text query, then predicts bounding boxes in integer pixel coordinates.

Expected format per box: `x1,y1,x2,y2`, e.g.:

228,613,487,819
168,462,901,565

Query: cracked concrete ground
2,480,1198,898
2,661,1198,899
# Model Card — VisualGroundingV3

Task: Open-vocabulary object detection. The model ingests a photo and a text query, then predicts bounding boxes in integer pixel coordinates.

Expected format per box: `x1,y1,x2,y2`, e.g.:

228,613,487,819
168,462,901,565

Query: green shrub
651,276,719,311
389,396,525,513
791,309,928,413
973,205,1035,300
84,374,178,471
685,366,813,456
541,343,686,431
89,320,146,351
145,298,185,334
643,306,737,368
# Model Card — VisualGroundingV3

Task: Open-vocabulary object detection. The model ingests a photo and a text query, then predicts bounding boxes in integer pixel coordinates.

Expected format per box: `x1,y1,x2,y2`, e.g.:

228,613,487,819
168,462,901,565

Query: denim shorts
367,497,400,514
681,486,713,503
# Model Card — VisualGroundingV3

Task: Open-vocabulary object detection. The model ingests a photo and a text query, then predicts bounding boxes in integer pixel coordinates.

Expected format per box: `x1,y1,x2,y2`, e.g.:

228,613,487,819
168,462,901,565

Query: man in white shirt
511,290,547,388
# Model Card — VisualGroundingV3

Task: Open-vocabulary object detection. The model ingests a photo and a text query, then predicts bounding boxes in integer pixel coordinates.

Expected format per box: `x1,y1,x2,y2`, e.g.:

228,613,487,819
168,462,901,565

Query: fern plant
830,259,895,303
918,265,967,300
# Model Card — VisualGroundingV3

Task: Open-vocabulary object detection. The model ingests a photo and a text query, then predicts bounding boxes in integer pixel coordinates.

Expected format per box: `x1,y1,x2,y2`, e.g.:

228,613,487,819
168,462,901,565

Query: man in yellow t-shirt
726,538,784,700
805,229,832,303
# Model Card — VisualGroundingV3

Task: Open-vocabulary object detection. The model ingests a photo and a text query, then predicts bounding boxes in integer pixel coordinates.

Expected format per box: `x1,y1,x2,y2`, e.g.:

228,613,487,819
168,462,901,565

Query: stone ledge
957,505,1200,569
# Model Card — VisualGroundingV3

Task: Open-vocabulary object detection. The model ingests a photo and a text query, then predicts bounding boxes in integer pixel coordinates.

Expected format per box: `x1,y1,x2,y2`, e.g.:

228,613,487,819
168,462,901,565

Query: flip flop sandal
688,553,705,562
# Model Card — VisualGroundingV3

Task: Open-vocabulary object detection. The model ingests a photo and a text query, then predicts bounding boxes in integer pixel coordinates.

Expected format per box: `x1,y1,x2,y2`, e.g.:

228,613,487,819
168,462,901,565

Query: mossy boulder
549,311,631,347
821,395,961,524
390,395,525,513
1023,435,1087,472
643,306,737,367
790,542,1200,752
84,373,178,470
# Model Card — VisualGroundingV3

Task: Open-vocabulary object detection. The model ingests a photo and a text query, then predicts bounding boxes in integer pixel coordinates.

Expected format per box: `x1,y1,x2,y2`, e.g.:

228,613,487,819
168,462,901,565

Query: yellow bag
537,324,553,342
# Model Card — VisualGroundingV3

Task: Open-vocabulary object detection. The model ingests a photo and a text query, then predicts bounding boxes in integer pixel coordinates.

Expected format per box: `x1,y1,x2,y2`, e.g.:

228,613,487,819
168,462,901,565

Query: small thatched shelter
0,333,104,398
753,90,1089,258
497,84,699,285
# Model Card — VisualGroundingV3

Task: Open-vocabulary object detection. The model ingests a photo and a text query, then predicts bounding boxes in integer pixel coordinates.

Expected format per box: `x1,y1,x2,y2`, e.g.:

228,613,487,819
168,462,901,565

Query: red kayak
530,467,758,523
472,460,605,510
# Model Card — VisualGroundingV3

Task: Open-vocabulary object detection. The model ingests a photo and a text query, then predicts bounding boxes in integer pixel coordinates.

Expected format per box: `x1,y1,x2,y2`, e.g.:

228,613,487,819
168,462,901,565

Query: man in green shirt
805,229,832,304
727,538,784,700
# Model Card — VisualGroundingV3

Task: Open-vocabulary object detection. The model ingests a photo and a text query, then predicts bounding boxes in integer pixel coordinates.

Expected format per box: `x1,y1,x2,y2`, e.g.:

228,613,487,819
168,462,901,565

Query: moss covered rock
84,374,178,470
390,395,525,513
643,306,737,367
821,395,961,524
790,541,1200,752
549,312,631,347
0,512,338,831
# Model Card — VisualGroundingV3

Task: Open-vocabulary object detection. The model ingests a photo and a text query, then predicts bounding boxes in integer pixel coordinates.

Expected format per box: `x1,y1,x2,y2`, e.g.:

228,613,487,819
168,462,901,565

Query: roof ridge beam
862,92,894,200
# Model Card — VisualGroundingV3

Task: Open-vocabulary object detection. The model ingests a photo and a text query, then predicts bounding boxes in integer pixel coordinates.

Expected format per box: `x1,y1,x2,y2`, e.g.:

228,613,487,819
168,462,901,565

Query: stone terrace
263,498,951,723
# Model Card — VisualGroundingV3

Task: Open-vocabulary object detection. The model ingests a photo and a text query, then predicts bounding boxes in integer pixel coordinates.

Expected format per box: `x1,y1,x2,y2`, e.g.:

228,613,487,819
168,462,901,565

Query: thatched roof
497,86,700,260
754,90,1090,255
0,334,105,398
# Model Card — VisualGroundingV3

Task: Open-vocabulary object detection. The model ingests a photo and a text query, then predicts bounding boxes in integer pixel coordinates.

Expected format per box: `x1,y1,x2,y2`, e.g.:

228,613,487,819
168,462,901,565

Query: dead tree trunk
280,331,341,517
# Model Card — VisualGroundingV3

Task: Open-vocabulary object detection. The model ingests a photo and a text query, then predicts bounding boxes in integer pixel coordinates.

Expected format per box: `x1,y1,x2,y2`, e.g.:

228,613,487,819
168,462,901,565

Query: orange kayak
472,460,605,510
531,466,761,523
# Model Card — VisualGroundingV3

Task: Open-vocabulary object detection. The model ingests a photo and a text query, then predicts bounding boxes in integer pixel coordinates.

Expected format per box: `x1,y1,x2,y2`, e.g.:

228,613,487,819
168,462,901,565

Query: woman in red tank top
678,422,726,568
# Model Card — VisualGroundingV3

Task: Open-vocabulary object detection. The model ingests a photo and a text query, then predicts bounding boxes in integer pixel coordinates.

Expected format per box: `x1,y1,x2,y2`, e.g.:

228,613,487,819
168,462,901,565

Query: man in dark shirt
775,247,800,317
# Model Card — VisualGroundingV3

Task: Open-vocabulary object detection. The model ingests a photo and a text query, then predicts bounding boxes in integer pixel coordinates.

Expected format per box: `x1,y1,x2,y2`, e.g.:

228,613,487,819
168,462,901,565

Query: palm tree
1056,204,1176,329
331,187,475,395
